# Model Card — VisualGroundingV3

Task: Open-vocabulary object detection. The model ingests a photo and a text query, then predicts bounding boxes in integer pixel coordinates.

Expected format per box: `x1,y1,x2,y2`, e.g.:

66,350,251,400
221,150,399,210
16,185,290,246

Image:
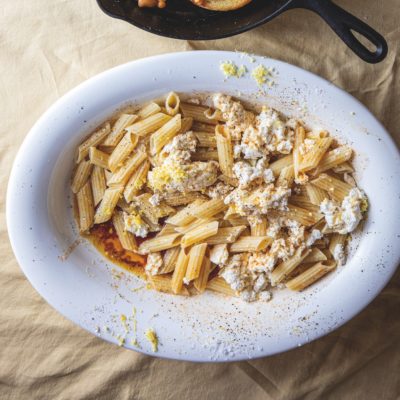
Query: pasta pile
72,92,368,302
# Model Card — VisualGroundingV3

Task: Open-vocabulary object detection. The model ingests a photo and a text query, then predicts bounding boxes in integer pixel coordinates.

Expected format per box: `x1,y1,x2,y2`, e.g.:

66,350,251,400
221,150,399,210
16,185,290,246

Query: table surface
1,1,399,399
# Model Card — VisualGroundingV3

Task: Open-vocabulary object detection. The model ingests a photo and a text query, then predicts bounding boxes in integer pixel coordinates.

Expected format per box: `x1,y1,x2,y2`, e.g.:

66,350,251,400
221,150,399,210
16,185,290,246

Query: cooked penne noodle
204,108,223,121
181,221,219,248
328,233,347,258
112,211,137,251
192,121,216,133
194,131,217,148
298,137,333,172
332,161,354,174
71,160,93,194
305,183,328,206
123,160,150,202
125,113,172,137
311,173,352,202
302,247,327,263
215,125,234,177
209,244,228,265
150,114,182,155
166,199,206,226
134,193,175,225
178,117,193,134
89,147,110,169
207,277,237,296
289,196,321,214
314,146,353,175
190,198,227,219
171,248,189,294
185,243,208,281
163,192,206,207
90,166,107,206
148,274,189,296
103,114,138,147
230,236,272,253
77,180,94,232
191,150,219,161
139,233,181,254
228,216,250,227
174,218,213,235
276,165,294,187
206,226,247,245
107,151,147,186
270,247,312,285
250,217,268,236
94,185,123,224
76,123,111,163
283,204,322,226
180,103,219,124
160,246,180,274
218,174,239,187
269,154,293,177
165,92,180,116
194,257,211,293
156,224,176,237
108,132,139,172
293,125,305,181
137,102,162,119
286,260,336,291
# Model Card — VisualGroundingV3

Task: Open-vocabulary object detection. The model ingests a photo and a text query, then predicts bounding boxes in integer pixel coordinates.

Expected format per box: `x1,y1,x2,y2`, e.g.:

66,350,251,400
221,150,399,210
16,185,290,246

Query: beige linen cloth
1,0,399,399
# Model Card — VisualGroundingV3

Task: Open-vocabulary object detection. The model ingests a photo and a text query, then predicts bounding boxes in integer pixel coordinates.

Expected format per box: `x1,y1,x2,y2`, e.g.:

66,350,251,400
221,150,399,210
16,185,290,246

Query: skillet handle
291,0,388,63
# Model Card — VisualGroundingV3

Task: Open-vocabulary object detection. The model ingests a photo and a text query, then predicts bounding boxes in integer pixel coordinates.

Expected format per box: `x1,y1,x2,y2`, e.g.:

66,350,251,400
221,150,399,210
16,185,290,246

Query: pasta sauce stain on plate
87,221,147,278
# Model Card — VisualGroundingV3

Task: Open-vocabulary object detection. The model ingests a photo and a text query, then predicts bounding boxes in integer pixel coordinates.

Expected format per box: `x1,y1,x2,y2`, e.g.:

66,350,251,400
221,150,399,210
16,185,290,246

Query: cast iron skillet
96,0,388,64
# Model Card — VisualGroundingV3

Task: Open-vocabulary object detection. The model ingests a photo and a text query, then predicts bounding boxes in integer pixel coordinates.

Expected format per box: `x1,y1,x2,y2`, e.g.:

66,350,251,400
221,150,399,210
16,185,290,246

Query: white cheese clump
320,188,367,234
124,211,149,238
149,193,162,207
232,159,275,188
219,254,248,292
213,93,254,140
161,131,197,165
145,252,163,275
206,182,234,199
333,244,346,266
306,229,323,247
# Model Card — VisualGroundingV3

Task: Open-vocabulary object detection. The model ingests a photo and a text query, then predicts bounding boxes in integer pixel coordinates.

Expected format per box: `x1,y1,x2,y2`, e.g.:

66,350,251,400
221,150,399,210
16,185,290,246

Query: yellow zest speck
251,65,272,86
120,314,129,333
148,163,187,191
117,335,125,347
360,197,369,212
220,61,247,78
145,328,158,352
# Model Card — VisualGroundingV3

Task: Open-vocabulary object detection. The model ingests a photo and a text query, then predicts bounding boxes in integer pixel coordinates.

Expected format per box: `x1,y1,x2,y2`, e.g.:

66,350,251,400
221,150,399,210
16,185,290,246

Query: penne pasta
293,125,305,181
250,217,268,236
174,218,214,235
192,121,216,133
191,150,219,161
178,117,193,135
89,147,110,169
193,257,211,293
270,247,312,285
230,236,272,253
166,199,206,226
190,198,227,220
276,165,294,187
76,180,94,232
159,246,180,274
332,161,354,174
94,185,123,224
207,277,237,296
156,224,177,237
125,113,172,137
206,226,247,245
314,146,353,175
108,132,139,172
269,154,293,177
76,123,111,163
328,233,347,262
185,243,208,281
165,92,180,116
305,183,328,206
283,204,322,226
311,173,352,202
204,108,223,121
298,137,333,172
123,160,150,202
148,274,189,296
150,114,182,155
103,114,138,147
180,103,219,124
134,193,175,225
194,131,217,148
181,220,219,248
228,216,250,227
138,233,181,254
107,151,147,186
137,102,162,119
163,192,206,207
286,260,336,291
90,165,107,206
112,211,137,251
71,160,93,194
171,248,189,294
215,125,234,178
302,248,327,264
